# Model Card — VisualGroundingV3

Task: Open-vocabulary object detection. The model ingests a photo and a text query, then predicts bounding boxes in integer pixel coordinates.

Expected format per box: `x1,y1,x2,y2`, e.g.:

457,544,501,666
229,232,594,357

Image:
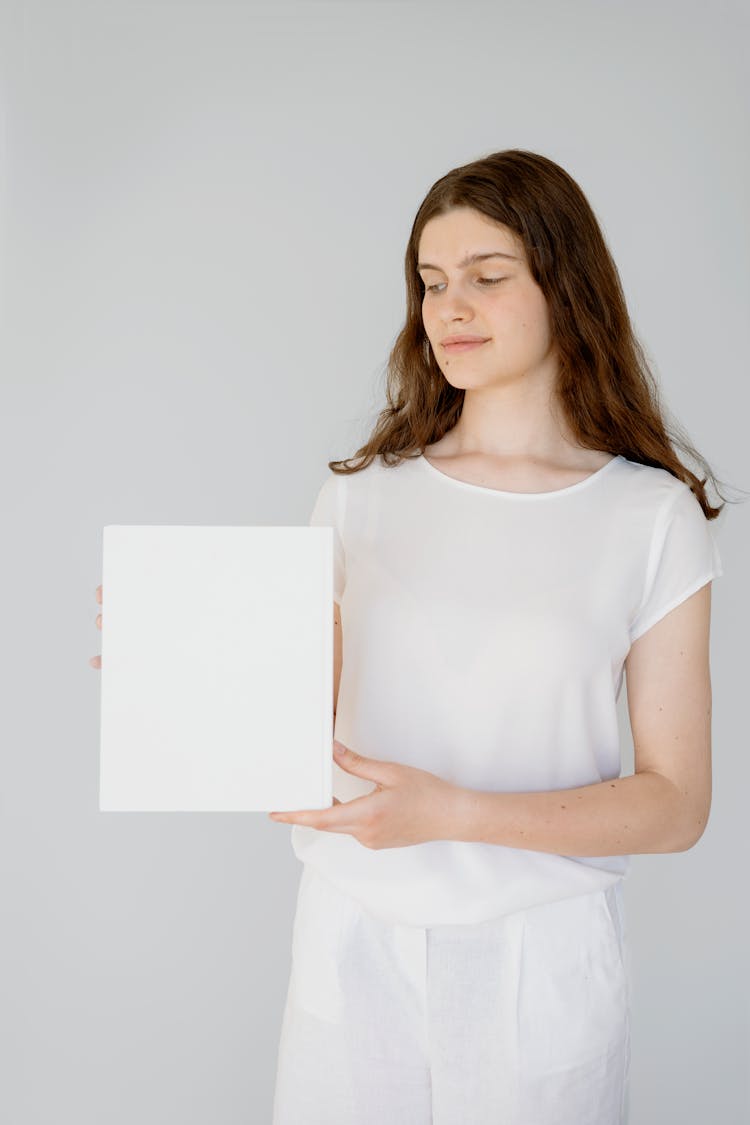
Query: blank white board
99,525,334,811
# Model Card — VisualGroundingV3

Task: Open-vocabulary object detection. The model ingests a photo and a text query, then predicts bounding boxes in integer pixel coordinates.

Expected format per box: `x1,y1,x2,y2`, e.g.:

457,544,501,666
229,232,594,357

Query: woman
266,150,726,1124
90,149,726,1123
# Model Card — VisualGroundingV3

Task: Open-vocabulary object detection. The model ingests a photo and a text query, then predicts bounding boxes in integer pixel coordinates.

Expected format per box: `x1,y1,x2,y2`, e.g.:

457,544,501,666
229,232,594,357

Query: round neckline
417,452,623,499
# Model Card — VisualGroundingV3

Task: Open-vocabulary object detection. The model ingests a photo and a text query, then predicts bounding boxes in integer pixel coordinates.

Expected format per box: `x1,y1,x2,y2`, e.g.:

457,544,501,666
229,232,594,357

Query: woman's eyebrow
417,251,520,271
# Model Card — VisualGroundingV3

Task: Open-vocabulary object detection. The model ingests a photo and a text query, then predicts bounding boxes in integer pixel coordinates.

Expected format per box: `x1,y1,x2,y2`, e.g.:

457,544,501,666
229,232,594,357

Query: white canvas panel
99,525,334,812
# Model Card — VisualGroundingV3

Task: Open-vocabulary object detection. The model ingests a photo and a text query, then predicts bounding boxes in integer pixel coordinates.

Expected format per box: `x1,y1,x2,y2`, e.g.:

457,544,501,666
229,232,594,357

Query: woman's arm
450,583,714,856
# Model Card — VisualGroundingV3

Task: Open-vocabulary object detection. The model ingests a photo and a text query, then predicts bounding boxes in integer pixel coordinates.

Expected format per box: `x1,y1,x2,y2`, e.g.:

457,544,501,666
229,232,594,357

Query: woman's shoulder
311,452,405,508
325,451,417,486
613,456,706,532
616,455,692,498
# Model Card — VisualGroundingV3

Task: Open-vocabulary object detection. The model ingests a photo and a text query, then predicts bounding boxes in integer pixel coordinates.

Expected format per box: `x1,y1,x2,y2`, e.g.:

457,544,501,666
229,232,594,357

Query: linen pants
272,863,631,1125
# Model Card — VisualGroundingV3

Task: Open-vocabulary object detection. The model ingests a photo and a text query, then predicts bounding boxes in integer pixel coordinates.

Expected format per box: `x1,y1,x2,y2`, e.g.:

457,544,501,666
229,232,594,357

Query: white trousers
272,863,632,1125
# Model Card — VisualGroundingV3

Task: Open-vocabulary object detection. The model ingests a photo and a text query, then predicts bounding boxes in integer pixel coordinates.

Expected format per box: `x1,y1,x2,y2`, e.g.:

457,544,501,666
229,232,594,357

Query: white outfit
272,451,723,1123
293,451,723,927
273,864,631,1124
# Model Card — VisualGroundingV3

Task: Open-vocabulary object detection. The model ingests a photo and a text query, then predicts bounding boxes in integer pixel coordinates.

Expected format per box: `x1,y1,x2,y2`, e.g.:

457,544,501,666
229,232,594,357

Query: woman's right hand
89,584,103,669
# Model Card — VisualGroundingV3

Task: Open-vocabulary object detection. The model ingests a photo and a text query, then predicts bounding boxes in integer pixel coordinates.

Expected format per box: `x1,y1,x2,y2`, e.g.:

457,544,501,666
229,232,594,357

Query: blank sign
99,525,334,811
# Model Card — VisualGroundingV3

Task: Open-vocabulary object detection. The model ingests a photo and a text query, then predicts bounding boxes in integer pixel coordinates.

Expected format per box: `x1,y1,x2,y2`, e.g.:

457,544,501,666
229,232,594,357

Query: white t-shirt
292,451,724,927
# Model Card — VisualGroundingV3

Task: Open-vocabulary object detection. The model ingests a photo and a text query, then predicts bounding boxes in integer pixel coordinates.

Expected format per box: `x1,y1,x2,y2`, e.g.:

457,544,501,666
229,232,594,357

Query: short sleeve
628,483,723,644
309,471,346,604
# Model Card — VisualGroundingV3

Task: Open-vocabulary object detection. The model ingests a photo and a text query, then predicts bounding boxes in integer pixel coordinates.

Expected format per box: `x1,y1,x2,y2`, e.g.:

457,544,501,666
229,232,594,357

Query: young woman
93,147,725,1124
267,149,726,1123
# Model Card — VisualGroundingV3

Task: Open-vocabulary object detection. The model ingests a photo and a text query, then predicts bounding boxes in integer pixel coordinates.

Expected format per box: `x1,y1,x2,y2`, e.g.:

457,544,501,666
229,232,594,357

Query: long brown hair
329,148,732,519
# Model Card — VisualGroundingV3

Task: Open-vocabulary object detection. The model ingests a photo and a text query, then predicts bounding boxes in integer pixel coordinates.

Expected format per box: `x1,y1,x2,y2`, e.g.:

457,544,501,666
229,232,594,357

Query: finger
271,794,344,815
89,655,101,669
96,585,102,604
269,809,351,831
96,614,102,629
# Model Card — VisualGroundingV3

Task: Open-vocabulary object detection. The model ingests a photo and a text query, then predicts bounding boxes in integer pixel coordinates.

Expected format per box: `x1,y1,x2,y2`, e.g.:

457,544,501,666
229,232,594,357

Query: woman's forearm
448,770,698,855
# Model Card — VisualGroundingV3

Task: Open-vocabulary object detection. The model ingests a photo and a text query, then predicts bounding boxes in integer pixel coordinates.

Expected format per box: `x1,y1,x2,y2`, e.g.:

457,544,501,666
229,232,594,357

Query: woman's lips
442,339,489,354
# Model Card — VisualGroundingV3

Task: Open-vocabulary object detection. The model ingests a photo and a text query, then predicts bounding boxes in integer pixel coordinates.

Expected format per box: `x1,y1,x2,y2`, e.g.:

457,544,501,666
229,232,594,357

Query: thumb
333,740,390,784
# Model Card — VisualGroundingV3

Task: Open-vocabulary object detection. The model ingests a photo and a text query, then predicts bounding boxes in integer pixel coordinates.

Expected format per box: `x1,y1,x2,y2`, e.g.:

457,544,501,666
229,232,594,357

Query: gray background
2,1,748,1122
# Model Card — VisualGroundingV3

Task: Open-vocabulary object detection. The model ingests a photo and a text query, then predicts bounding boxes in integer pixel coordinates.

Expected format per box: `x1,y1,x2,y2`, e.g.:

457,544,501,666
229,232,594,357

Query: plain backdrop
2,1,748,1122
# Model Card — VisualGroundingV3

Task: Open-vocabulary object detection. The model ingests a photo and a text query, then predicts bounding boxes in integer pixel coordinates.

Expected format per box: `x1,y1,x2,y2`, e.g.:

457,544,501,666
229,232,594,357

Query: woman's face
417,206,556,390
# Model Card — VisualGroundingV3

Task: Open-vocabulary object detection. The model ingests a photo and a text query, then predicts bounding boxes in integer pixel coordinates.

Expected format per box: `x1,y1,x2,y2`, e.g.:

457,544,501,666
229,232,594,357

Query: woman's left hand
268,741,467,849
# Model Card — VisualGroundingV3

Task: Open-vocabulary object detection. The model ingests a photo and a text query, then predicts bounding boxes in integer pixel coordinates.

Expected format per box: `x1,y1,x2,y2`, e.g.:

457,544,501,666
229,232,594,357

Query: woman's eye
424,278,505,293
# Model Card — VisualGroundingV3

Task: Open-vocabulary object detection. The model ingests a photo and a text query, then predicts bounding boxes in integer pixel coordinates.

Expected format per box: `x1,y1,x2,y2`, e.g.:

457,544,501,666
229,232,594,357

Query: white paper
99,525,334,811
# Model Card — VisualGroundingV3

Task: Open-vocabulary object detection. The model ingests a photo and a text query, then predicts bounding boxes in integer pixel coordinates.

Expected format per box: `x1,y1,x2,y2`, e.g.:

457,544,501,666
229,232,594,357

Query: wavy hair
329,148,732,518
